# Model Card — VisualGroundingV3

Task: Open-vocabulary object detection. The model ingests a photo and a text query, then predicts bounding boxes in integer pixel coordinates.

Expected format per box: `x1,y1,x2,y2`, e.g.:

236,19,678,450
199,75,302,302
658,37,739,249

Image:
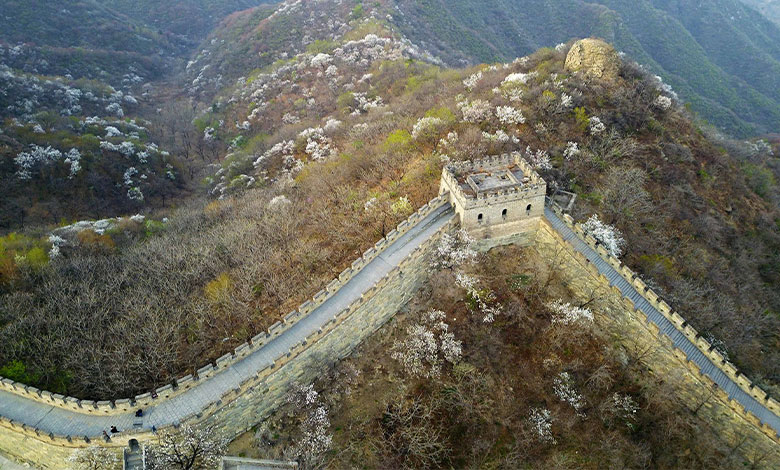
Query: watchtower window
478,213,483,223
501,208,507,219
526,204,532,215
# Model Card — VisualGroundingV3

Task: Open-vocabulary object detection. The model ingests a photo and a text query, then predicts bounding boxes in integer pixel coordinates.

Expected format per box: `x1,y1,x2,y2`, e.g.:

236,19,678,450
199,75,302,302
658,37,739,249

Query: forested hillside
741,0,780,25
103,0,275,42
0,0,280,231
1,0,780,466
392,0,780,138
2,0,778,409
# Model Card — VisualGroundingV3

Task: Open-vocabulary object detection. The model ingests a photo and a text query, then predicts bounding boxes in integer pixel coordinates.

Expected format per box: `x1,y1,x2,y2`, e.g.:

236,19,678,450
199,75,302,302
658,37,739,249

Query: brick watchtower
439,153,546,249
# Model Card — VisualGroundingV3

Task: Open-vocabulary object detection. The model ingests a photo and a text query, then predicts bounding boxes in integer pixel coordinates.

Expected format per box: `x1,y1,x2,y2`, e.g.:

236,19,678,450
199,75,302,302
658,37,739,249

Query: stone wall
0,195,452,419
549,205,780,418
471,217,541,251
4,189,779,468
0,196,456,469
439,153,546,211
0,421,121,467
195,217,457,438
458,192,544,234
535,219,780,466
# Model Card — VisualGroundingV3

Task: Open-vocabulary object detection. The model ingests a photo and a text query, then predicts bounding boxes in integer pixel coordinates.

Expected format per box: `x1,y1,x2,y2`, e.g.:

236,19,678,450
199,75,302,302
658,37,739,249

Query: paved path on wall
0,204,455,439
544,207,780,435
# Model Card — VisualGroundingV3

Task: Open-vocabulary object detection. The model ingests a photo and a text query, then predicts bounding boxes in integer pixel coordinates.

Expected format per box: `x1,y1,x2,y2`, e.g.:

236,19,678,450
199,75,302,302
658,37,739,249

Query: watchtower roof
465,167,527,196
443,152,543,201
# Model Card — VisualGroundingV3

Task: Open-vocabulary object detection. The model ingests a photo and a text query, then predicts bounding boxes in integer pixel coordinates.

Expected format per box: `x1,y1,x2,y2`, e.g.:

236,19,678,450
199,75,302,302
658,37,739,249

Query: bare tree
146,424,228,470
381,397,450,469
600,166,653,224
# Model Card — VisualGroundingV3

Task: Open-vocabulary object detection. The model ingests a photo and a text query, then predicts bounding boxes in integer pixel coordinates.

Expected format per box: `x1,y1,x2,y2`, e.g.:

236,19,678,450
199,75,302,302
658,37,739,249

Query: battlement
0,194,453,419
440,152,546,247
3,156,780,468
442,152,545,204
544,203,780,443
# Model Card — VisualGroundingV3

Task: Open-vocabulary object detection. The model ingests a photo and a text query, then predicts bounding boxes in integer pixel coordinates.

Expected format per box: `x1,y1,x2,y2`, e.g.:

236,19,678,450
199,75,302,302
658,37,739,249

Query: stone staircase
123,442,144,470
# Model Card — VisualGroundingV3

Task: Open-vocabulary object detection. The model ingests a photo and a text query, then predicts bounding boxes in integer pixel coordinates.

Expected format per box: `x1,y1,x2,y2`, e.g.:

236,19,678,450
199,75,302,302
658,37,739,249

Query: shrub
384,129,413,152
574,107,589,132
0,360,39,384
337,92,357,113
742,163,775,199
76,230,115,253
205,272,232,303
24,247,49,270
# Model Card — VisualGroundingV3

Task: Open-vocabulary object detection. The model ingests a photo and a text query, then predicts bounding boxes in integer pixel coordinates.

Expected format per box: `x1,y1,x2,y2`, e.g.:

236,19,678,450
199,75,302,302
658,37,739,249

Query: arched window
502,208,507,219
478,213,483,223
526,204,532,215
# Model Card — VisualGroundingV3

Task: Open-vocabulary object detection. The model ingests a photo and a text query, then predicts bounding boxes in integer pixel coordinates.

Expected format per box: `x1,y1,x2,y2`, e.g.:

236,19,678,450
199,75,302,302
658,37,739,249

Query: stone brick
534,220,780,464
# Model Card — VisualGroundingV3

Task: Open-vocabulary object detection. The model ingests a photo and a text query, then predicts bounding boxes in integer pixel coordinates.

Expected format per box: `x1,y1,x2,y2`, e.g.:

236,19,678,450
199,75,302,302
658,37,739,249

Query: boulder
564,38,620,81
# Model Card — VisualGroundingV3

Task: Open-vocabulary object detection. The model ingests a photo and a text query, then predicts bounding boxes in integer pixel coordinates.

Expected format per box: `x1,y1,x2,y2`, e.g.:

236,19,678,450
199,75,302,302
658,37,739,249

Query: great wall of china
0,153,777,468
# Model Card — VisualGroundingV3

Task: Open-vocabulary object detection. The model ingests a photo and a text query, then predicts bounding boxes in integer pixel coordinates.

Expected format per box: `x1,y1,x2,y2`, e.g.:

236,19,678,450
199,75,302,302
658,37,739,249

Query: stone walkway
0,204,455,438
2,204,776,444
544,207,780,435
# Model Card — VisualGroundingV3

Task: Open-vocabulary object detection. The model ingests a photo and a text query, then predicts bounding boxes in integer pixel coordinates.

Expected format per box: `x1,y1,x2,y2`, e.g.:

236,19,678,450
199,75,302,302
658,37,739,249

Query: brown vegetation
246,245,765,469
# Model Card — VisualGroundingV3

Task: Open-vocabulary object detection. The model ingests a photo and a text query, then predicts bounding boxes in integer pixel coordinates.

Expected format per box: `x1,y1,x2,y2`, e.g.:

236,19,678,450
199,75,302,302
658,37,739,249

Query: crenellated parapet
441,153,545,210
3,162,779,468
440,152,546,248
0,193,456,468
0,194,452,419
546,203,780,443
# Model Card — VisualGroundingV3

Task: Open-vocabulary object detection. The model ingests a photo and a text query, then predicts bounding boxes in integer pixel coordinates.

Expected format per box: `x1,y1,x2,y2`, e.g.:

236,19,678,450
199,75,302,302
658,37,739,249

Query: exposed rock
564,38,620,81
51,214,145,238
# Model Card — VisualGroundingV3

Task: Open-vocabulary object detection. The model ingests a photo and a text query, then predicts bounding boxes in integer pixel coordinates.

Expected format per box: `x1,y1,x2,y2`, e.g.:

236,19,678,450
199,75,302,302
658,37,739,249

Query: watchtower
439,153,546,249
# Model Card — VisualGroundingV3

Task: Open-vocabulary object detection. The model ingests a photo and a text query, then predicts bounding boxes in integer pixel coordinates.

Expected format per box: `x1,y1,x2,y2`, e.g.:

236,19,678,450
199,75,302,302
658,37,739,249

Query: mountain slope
1,1,779,465
0,0,279,230
102,0,275,42
0,0,184,55
0,0,275,84
741,0,780,25
391,0,780,137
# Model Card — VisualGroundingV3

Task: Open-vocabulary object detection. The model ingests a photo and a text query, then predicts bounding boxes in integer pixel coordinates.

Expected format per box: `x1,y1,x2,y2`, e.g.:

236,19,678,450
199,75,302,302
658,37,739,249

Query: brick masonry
535,218,780,466
1,171,778,467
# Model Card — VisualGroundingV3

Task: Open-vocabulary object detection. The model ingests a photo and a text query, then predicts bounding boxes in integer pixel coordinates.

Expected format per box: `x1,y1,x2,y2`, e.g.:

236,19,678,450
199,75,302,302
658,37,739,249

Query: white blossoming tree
528,407,556,444
457,99,492,123
146,424,228,470
285,384,333,466
553,372,586,416
523,146,552,171
298,127,336,161
482,129,517,144
411,116,445,141
432,229,477,270
463,70,483,91
653,95,672,110
581,214,626,257
14,145,63,180
546,299,594,326
455,272,503,323
588,116,606,135
495,106,526,125
392,309,462,378
66,446,120,470
563,141,580,160
203,126,216,143
600,393,639,429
